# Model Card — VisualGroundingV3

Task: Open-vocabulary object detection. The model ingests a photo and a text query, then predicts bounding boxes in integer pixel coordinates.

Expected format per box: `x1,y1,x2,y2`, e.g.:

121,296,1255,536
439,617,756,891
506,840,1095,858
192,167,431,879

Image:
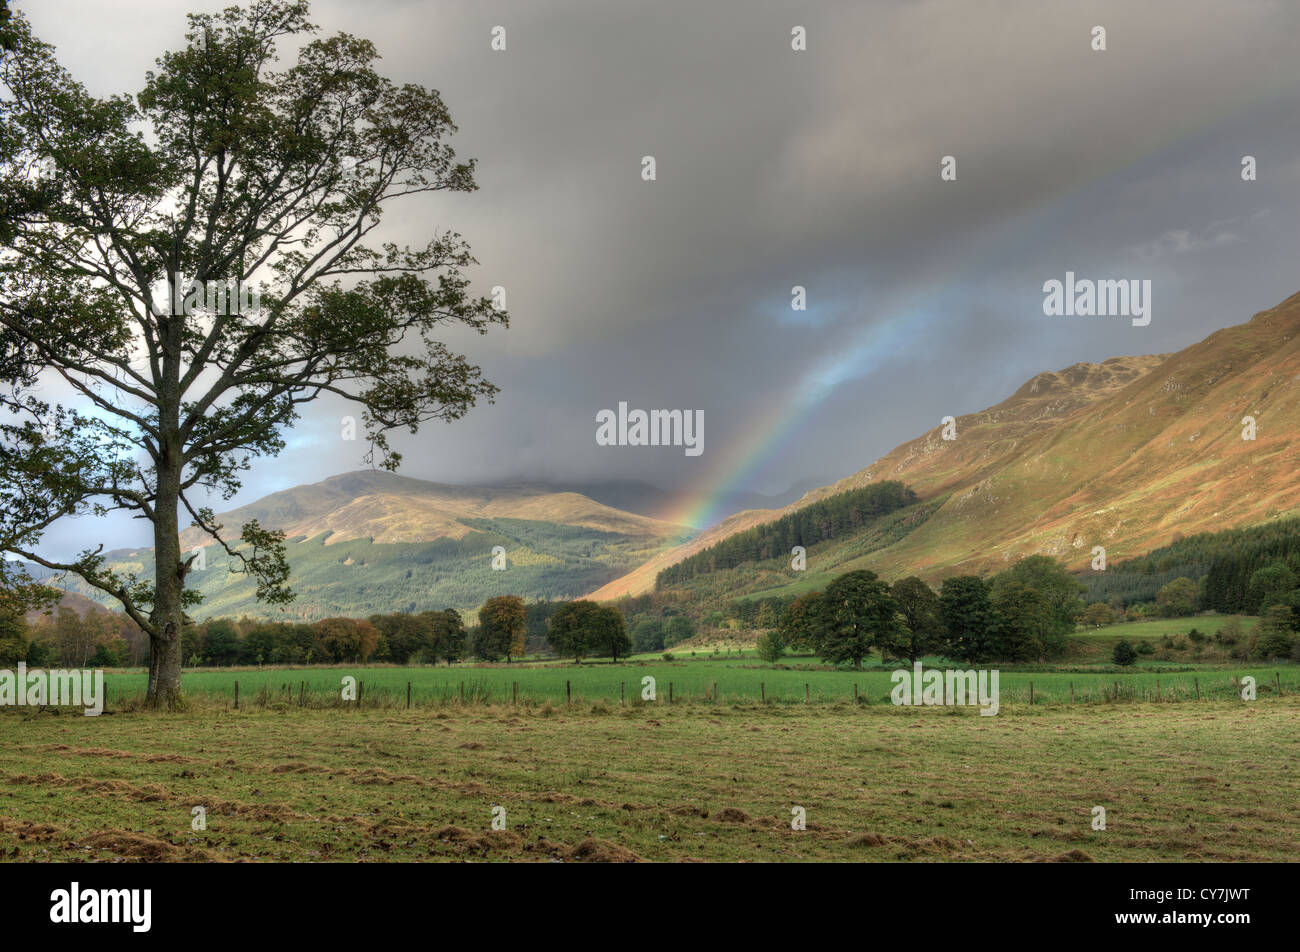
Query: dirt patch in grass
347,767,425,786
669,803,708,817
1038,848,1095,863
76,831,179,861
847,832,891,847
430,825,523,856
8,773,173,803
565,837,641,863
715,807,752,824
269,762,329,774
34,745,201,765
0,818,64,842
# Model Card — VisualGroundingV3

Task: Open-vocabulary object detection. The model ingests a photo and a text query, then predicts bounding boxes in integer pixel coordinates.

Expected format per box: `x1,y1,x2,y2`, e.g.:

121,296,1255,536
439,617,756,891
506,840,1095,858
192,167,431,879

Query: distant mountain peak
181,471,689,550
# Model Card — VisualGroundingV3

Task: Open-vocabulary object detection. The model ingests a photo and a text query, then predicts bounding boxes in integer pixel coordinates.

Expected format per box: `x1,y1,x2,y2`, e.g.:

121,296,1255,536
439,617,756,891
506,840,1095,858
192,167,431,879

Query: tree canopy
0,2,505,706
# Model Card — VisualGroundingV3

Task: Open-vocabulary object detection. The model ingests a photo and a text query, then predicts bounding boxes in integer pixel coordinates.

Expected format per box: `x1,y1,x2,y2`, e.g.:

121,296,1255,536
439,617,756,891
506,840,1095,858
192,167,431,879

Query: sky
12,0,1300,557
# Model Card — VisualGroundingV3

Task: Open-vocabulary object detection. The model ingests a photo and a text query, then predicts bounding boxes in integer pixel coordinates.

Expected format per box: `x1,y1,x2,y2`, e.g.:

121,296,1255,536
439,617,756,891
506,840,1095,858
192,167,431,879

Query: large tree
1255,605,1296,661
631,618,664,654
590,605,630,663
548,599,602,663
1246,560,1297,614
813,570,899,670
779,591,826,653
990,580,1051,662
989,555,1082,655
0,3,505,707
887,575,942,664
426,608,466,665
478,596,526,663
939,575,995,664
1156,577,1198,618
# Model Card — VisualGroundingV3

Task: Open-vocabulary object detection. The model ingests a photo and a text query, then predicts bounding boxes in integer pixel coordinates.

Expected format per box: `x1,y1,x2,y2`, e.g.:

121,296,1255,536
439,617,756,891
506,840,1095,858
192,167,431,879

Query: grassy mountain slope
67,472,690,622
178,471,685,548
596,289,1300,600
22,589,114,625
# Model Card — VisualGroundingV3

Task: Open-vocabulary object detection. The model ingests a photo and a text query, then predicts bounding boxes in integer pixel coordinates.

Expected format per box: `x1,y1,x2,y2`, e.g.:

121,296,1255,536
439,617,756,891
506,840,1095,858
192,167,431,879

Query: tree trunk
146,454,185,709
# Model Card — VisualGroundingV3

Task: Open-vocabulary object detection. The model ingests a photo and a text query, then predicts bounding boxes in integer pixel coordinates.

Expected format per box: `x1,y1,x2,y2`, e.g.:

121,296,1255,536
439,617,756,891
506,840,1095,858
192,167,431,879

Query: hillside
594,289,1300,600
67,473,691,622
22,589,114,625
178,471,686,548
542,477,829,528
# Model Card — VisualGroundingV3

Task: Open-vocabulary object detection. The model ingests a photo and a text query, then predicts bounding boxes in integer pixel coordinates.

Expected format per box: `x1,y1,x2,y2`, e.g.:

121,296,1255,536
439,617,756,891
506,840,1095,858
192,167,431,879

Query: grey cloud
17,0,1300,559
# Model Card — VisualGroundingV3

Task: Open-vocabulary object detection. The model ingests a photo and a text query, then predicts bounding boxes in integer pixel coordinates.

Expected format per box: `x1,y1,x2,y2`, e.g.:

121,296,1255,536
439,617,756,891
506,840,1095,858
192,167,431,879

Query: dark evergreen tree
939,575,995,663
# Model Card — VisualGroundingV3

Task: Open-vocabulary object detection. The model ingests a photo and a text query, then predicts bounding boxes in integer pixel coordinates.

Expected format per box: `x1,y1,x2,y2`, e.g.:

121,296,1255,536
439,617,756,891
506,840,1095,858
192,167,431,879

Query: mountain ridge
589,289,1300,600
179,471,690,551
60,474,696,621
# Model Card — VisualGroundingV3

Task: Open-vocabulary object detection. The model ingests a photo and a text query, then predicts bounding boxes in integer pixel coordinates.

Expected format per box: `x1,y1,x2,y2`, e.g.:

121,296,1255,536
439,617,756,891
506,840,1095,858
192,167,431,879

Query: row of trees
1081,517,1300,613
656,482,917,587
548,601,630,662
770,556,1085,667
0,606,145,668
185,611,469,666
1087,562,1300,625
0,592,631,668
630,615,696,653
0,606,472,669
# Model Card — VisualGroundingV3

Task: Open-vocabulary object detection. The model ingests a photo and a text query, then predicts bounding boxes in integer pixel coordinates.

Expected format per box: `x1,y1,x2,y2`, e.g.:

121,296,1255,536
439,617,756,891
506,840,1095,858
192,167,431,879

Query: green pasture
90,657,1296,708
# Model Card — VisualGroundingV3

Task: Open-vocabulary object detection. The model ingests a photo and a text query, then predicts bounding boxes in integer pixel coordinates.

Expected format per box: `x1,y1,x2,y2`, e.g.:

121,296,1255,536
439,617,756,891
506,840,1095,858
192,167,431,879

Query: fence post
620,682,625,705
299,681,304,707
805,683,809,704
234,680,239,710
761,682,765,704
854,683,859,704
460,681,465,703
514,681,519,704
566,680,571,705
407,682,411,710
1194,676,1199,700
1069,682,1074,704
1029,682,1034,706
358,681,363,709
1156,679,1161,701
713,682,718,704
669,682,673,704
1277,672,1283,697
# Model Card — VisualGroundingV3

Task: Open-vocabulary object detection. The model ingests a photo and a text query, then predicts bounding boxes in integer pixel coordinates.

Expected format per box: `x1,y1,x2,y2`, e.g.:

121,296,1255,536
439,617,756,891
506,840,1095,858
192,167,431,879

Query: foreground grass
0,697,1296,862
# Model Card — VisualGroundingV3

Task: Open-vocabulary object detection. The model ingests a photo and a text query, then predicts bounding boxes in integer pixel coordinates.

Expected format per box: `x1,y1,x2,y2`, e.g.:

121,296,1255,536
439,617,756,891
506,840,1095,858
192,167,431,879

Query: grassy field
1074,615,1252,641
87,656,1297,708
0,697,1295,862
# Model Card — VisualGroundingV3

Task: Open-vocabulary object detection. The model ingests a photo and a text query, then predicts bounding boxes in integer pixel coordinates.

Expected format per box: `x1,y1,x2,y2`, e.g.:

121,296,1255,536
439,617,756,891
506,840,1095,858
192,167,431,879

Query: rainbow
656,93,1284,536
665,292,944,529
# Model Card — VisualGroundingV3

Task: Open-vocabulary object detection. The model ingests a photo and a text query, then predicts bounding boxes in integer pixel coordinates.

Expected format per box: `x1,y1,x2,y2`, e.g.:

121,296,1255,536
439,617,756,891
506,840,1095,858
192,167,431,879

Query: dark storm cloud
18,0,1300,554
